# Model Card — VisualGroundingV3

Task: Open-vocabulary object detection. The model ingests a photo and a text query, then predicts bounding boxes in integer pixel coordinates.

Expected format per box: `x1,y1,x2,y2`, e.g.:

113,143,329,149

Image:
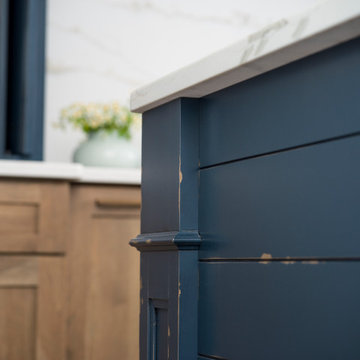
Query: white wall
45,0,323,162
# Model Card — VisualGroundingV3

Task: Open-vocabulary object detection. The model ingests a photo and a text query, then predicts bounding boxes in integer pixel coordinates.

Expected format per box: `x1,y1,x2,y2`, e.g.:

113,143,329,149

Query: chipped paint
179,156,183,184
280,256,296,265
168,325,171,337
259,252,272,264
145,239,152,244
302,260,320,265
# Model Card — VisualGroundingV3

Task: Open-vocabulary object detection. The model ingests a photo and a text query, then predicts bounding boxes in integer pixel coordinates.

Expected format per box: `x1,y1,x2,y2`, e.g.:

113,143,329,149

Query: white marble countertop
0,160,141,185
130,0,360,113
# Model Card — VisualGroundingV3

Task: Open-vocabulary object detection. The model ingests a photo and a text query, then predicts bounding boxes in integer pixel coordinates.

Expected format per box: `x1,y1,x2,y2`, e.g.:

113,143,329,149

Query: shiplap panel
199,262,360,360
200,37,360,168
199,136,360,259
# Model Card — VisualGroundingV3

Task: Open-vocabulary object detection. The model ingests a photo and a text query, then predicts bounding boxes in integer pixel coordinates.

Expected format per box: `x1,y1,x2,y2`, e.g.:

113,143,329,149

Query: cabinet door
0,256,67,360
67,184,140,360
0,180,69,253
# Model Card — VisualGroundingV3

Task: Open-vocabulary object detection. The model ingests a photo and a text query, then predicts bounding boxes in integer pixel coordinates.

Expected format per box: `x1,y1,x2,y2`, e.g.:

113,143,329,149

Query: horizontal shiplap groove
199,257,360,263
199,131,360,171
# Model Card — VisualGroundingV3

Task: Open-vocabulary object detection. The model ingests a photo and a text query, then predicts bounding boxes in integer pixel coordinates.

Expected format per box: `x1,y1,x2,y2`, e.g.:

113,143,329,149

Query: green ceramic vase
73,130,139,168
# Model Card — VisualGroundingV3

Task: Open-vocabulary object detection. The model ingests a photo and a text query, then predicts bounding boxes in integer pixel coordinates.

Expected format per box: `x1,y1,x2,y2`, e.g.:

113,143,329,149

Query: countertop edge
130,0,360,113
0,161,141,185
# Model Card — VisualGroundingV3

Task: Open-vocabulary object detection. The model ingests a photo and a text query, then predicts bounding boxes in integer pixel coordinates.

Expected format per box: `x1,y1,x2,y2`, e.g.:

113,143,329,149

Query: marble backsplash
45,0,322,162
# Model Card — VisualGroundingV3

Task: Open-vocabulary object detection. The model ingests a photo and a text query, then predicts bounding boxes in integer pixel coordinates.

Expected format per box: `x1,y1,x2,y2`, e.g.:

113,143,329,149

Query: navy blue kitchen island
130,1,360,359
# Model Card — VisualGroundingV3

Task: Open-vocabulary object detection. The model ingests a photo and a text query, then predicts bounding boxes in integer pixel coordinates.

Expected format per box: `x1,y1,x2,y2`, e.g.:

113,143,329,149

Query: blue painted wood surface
199,37,360,168
199,135,360,259
199,262,360,359
141,98,199,233
141,100,181,233
140,251,177,359
136,35,360,360
133,98,200,359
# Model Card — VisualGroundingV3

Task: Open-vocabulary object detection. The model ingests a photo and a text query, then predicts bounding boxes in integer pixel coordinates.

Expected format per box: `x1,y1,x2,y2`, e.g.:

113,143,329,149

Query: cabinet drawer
0,180,69,253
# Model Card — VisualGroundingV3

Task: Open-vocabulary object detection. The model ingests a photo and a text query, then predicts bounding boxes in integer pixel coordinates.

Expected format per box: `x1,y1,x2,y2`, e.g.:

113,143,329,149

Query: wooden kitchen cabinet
0,179,69,253
0,177,140,360
66,184,140,360
0,256,67,360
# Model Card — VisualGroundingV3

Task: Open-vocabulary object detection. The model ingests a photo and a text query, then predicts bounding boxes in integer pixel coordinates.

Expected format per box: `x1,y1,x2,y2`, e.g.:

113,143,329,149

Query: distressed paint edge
130,231,201,251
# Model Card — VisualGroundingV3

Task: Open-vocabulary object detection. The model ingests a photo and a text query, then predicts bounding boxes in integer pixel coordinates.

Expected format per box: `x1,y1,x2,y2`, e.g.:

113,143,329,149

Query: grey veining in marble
130,0,360,113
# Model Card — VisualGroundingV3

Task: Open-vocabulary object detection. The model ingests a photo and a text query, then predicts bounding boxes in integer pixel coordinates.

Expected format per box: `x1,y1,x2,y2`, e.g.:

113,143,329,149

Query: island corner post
129,1,360,359
130,98,201,360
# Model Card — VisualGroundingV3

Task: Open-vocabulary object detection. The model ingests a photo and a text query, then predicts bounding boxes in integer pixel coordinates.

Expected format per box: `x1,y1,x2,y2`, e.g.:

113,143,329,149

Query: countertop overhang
130,0,360,113
0,160,141,185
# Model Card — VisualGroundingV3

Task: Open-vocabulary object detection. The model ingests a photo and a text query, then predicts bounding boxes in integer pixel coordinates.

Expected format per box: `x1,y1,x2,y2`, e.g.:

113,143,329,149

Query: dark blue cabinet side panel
155,308,169,360
199,37,360,167
137,98,200,360
138,247,198,360
199,136,360,259
178,99,200,231
199,262,360,360
142,100,181,233
140,251,179,360
141,98,200,234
